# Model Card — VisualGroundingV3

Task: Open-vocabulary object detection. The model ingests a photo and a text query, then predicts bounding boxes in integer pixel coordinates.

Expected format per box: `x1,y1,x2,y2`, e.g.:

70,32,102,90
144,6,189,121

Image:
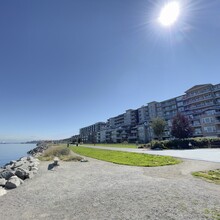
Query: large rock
13,161,23,168
4,164,14,170
5,176,21,189
0,178,6,186
15,168,29,180
0,187,7,196
27,156,34,161
28,162,39,169
0,170,15,180
19,157,28,161
13,160,27,169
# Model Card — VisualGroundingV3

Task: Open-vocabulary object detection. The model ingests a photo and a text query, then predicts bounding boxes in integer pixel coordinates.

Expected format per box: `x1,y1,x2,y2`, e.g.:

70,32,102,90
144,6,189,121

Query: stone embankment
27,142,49,157
0,142,48,196
0,156,39,196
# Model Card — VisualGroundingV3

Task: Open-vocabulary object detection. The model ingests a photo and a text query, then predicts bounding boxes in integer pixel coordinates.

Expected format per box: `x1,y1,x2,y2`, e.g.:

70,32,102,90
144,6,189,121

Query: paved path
83,145,220,163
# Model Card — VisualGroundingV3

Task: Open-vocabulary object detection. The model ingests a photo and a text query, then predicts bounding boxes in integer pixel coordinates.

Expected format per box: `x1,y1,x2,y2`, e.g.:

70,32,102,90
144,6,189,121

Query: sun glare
158,1,180,27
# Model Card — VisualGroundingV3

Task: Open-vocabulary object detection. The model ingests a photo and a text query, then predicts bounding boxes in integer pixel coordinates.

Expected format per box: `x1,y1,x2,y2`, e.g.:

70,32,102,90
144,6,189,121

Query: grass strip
192,169,220,184
71,146,181,167
204,208,220,220
83,143,137,148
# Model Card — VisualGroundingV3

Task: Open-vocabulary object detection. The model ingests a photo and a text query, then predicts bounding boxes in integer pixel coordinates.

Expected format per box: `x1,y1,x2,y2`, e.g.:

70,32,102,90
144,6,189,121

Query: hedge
147,137,220,150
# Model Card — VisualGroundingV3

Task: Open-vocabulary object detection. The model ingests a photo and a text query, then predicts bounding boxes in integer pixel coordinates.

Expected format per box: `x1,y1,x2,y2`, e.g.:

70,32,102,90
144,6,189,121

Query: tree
151,117,166,140
171,113,193,139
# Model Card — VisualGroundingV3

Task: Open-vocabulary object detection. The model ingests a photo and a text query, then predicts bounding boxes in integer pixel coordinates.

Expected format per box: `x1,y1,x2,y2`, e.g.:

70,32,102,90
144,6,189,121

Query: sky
0,0,220,142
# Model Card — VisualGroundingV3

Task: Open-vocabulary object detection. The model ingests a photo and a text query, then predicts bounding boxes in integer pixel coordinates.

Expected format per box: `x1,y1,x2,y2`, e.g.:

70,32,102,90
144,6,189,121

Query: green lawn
83,143,137,148
71,146,181,167
192,169,220,184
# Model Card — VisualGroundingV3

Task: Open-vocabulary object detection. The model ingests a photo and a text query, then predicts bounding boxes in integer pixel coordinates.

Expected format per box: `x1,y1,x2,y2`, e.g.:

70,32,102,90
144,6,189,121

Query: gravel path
0,158,219,220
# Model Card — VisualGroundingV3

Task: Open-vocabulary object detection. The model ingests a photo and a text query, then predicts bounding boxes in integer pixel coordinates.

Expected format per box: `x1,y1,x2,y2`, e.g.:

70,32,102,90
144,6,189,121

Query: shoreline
0,143,38,168
0,142,48,196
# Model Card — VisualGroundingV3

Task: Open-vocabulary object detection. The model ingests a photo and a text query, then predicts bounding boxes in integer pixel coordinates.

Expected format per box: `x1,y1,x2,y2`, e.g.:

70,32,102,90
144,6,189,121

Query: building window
203,126,216,133
202,117,214,124
205,110,216,115
194,128,202,134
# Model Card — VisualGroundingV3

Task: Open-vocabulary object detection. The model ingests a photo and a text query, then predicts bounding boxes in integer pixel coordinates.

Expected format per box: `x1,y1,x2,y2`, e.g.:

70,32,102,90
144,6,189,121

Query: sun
158,1,180,27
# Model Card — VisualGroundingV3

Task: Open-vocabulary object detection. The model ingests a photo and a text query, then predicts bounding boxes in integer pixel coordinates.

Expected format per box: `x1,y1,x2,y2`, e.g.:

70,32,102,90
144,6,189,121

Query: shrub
148,137,220,150
43,145,71,157
150,141,166,150
39,145,83,161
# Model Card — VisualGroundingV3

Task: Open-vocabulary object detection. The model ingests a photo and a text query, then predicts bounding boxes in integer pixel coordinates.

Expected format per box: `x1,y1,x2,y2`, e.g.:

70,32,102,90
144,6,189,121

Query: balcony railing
184,95,214,105
184,89,213,99
213,86,220,91
128,136,137,139
215,120,220,124
192,123,201,127
185,102,215,111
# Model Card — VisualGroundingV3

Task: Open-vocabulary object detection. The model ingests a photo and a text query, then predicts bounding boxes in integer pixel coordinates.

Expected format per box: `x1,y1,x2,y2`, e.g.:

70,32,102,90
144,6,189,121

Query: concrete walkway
82,145,220,163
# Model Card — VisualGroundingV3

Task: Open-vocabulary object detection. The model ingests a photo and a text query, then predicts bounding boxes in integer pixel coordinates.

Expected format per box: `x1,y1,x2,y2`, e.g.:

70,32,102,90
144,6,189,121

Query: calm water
0,143,36,167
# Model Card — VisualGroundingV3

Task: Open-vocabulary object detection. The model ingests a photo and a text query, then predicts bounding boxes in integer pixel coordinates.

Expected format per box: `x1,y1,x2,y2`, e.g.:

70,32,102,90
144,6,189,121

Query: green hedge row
147,138,220,150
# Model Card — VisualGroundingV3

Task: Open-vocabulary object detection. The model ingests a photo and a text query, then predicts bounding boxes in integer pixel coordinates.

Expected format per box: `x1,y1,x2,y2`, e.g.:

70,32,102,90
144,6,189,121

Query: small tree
151,117,166,140
171,113,193,139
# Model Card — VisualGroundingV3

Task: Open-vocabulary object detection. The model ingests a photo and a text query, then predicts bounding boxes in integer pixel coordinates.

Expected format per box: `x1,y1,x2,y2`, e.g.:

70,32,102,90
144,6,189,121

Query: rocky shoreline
27,142,49,157
0,142,48,196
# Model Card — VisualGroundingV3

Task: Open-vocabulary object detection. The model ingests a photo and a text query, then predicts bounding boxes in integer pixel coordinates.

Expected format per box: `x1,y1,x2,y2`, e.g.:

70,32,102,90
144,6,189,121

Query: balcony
215,120,220,125
185,102,215,111
215,112,220,117
161,102,176,108
184,95,214,106
214,86,220,91
184,89,213,99
193,132,203,137
128,136,137,139
192,123,201,127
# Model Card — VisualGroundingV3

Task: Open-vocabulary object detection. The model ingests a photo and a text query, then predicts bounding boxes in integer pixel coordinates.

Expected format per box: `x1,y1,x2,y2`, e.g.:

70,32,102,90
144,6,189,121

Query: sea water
0,143,36,167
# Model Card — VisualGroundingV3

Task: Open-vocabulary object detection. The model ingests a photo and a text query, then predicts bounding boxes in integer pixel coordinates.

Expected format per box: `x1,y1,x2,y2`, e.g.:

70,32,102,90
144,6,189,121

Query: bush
39,145,83,161
165,139,194,149
148,137,220,150
43,145,71,157
149,141,166,150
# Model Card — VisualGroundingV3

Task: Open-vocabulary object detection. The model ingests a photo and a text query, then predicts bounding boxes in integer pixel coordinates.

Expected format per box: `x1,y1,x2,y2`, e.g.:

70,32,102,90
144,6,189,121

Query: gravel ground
0,158,219,220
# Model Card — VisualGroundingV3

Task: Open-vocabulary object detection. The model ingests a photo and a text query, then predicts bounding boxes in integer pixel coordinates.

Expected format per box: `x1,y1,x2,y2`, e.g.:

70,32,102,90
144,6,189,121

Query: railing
193,123,201,127
184,89,213,99
184,96,214,105
185,102,215,110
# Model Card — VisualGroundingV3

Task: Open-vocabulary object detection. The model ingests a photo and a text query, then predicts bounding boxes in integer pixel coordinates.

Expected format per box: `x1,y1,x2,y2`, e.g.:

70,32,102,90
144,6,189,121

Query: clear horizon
1,0,220,142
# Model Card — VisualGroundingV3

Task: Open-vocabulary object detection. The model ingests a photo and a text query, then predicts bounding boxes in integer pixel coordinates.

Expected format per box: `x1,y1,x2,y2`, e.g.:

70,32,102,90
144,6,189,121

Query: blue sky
0,0,220,142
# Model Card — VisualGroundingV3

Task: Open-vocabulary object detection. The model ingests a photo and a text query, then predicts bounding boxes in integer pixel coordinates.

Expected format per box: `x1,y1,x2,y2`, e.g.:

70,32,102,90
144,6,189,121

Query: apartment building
80,122,106,143
78,83,220,143
184,84,220,137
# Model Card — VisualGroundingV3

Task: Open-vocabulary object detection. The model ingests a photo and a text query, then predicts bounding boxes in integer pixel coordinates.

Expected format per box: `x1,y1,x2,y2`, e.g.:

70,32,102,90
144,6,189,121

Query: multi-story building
77,83,220,143
80,122,106,143
184,84,220,137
